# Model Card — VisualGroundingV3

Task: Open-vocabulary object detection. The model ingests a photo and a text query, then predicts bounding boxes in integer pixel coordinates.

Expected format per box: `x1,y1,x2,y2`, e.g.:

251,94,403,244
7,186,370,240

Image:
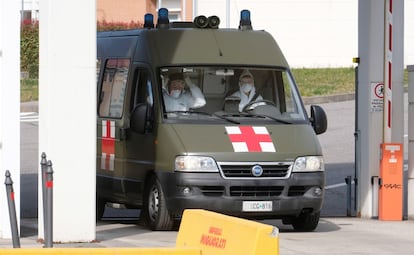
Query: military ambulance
96,8,328,231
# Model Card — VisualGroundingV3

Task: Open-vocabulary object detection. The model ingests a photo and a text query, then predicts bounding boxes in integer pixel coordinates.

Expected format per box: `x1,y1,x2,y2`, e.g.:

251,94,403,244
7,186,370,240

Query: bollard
344,176,352,216
40,152,47,240
371,176,380,219
44,160,54,248
4,170,21,248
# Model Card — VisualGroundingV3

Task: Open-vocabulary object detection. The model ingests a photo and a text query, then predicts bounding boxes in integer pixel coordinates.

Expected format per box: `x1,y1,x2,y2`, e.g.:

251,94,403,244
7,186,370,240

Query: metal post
371,176,380,219
4,170,20,248
44,160,54,248
353,62,360,216
40,152,47,237
345,176,352,216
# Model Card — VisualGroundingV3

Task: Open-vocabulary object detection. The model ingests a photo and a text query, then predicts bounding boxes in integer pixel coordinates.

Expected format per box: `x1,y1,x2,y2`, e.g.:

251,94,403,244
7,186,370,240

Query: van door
97,58,130,202
123,67,156,205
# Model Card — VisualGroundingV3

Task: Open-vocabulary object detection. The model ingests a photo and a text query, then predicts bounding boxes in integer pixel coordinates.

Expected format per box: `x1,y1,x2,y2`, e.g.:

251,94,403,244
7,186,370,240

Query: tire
142,175,174,230
292,211,320,232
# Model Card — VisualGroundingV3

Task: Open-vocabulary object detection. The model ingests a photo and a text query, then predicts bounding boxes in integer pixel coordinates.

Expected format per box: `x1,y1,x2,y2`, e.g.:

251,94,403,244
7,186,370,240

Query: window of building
158,0,182,21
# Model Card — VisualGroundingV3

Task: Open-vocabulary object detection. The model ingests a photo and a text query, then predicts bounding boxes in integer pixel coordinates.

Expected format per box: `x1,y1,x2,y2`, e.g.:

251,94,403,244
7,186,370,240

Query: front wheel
291,211,320,232
142,175,174,230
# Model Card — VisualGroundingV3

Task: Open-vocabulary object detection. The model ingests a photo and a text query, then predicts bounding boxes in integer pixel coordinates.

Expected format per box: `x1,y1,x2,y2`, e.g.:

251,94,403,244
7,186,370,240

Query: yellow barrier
0,210,278,254
0,248,201,255
176,209,279,255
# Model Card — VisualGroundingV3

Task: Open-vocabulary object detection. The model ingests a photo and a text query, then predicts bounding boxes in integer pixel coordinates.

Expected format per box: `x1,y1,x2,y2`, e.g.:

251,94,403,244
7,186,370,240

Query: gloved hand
162,76,170,92
184,76,194,88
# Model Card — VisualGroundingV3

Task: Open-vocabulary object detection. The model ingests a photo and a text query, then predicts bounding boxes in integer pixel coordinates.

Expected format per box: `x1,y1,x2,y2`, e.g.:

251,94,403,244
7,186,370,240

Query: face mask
170,89,182,98
241,83,253,93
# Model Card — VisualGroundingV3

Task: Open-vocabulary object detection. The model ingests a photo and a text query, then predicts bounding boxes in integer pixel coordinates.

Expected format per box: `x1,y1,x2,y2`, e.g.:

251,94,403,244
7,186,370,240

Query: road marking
20,112,38,122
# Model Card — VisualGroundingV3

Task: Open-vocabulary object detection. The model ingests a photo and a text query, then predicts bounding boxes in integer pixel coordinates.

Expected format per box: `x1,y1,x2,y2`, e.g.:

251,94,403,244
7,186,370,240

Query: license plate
242,201,273,212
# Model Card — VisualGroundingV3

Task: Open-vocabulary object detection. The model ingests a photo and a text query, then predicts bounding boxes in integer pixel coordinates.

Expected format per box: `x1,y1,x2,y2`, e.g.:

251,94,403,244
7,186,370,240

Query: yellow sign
176,209,279,255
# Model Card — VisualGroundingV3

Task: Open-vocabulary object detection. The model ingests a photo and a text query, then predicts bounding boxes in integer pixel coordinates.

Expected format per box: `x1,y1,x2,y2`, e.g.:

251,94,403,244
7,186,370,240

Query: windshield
160,66,307,124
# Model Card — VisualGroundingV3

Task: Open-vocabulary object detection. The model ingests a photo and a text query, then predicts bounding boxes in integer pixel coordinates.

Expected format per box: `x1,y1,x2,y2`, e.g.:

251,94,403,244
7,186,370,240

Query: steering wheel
242,99,276,112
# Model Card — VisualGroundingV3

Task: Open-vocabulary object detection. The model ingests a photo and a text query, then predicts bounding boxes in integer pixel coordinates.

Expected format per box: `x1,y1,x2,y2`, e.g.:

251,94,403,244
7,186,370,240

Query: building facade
20,0,414,68
96,0,194,23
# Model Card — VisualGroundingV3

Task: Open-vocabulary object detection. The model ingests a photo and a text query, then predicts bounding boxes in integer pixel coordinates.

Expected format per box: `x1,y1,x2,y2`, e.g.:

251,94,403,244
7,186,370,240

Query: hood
170,124,323,162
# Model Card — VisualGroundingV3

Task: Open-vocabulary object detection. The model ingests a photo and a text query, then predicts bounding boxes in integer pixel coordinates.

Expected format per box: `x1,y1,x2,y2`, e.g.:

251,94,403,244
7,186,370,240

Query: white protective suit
230,87,263,112
163,78,206,112
231,70,263,112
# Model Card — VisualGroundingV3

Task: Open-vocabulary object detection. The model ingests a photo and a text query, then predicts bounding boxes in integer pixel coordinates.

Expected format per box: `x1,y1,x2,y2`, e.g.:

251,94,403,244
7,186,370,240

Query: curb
302,93,355,105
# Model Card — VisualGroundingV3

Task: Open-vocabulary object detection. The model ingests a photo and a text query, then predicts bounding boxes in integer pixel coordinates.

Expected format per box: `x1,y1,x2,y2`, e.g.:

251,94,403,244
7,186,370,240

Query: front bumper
156,171,325,219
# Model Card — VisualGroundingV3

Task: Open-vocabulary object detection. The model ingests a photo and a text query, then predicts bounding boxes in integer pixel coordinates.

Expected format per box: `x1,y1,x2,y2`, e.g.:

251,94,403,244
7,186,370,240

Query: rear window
98,59,130,118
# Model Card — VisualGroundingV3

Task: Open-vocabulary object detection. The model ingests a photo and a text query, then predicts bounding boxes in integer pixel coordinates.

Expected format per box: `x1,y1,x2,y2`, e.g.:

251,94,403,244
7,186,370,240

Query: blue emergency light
144,13,154,28
239,9,252,30
157,8,170,28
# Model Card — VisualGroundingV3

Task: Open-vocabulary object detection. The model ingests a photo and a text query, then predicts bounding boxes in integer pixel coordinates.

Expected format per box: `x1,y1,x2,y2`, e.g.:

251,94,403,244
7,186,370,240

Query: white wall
38,0,96,243
0,0,21,239
406,0,414,65
196,0,414,68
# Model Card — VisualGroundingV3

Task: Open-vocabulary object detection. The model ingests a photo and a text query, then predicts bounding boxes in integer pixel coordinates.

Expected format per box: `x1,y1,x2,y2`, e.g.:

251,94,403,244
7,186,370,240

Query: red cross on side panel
101,120,115,170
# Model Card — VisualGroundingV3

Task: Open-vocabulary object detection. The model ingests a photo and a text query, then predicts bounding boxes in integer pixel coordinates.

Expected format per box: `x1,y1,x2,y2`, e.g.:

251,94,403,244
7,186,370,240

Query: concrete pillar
357,0,404,218
0,0,21,239
357,0,385,218
408,65,414,219
38,0,96,242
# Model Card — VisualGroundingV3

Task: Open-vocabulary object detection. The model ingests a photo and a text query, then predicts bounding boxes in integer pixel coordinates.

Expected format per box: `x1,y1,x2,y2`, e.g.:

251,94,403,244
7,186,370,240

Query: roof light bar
194,15,220,29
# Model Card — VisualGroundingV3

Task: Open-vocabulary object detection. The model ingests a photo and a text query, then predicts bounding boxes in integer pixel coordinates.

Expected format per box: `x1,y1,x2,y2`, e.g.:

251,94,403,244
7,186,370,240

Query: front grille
200,186,224,196
219,162,292,179
230,186,284,197
288,186,308,196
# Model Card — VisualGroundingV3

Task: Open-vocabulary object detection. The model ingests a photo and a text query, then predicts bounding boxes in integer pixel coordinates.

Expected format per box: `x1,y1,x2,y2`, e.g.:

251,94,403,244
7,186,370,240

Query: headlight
292,156,324,172
175,156,219,172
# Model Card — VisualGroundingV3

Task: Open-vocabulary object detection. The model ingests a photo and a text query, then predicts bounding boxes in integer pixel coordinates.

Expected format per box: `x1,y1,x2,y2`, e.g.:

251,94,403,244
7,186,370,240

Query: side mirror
310,105,327,135
130,103,148,134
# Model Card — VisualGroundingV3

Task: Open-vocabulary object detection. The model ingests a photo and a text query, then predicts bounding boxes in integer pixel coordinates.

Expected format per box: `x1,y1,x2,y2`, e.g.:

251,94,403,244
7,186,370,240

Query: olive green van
96,9,327,231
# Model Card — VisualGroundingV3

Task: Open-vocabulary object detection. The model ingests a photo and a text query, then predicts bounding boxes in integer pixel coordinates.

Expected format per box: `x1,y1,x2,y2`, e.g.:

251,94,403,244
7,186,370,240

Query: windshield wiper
165,110,240,124
224,112,292,124
212,113,240,124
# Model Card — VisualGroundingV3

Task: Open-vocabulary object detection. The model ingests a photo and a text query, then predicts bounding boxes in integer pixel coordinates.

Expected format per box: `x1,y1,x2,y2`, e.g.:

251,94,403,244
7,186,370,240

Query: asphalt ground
1,216,414,254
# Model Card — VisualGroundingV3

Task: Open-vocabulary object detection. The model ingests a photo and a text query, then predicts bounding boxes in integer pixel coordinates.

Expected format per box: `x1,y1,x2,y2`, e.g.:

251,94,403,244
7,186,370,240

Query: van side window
98,59,130,118
96,59,101,85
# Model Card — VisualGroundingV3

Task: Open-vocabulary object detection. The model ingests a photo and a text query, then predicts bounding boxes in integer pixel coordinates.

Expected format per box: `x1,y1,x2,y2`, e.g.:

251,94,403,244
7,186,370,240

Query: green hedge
97,20,143,31
20,20,143,79
21,20,39,78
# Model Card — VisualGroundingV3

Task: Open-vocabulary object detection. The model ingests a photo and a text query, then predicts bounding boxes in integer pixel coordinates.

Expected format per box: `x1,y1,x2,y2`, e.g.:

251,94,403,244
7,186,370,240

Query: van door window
96,59,101,85
131,69,154,111
99,59,130,118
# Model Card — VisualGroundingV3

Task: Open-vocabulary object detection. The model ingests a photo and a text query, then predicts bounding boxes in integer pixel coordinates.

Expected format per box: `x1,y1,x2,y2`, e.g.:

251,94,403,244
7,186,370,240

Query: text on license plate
242,201,273,212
